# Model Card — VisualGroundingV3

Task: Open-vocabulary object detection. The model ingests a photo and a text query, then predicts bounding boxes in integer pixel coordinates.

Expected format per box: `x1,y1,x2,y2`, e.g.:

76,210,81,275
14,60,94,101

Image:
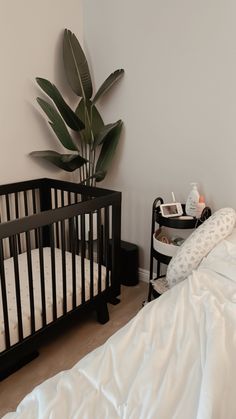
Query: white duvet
4,233,236,419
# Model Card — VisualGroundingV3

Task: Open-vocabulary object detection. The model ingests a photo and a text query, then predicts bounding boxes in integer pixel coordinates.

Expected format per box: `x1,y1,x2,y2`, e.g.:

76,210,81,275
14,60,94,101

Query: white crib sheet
0,248,107,351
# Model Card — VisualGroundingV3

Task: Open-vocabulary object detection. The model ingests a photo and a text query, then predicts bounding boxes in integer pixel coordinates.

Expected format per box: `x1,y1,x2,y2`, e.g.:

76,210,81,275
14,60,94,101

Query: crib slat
5,194,11,221
80,214,86,303
6,194,13,257
89,212,94,299
70,218,77,309
32,188,37,213
25,231,35,334
38,227,47,327
49,225,57,321
11,235,23,341
75,194,79,254
61,190,64,207
97,209,102,294
60,220,67,315
14,192,19,217
104,206,110,288
23,190,28,217
111,200,121,294
32,189,39,248
0,240,10,349
54,189,58,208
14,193,22,254
54,189,60,248
75,215,79,254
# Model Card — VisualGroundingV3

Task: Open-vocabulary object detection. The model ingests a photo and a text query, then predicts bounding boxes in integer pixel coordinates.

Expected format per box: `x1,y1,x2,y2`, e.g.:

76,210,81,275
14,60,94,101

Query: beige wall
83,0,236,269
0,0,83,184
2,1,236,271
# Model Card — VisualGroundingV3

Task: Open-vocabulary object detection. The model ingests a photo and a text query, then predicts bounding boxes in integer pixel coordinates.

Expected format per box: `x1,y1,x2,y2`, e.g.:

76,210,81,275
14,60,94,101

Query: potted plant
31,29,124,186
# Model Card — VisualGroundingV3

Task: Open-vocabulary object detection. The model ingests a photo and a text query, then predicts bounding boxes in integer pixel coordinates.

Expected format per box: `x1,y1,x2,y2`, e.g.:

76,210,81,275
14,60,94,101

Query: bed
4,212,236,418
0,178,121,379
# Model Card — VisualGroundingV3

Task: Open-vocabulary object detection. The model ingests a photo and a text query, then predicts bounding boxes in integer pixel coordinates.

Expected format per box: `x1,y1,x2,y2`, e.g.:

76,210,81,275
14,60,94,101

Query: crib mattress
0,248,107,351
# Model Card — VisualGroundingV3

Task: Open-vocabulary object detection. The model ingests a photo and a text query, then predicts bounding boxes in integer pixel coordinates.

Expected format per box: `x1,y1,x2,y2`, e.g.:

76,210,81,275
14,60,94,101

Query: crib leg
96,302,109,324
109,297,120,305
0,350,39,381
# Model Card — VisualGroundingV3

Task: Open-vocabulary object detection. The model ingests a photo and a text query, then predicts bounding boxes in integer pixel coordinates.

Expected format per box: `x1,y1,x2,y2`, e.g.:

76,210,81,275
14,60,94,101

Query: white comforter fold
4,238,236,419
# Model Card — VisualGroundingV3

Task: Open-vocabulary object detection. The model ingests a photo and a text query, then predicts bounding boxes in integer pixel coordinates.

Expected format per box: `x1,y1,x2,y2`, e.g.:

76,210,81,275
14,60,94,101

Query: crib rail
0,178,121,362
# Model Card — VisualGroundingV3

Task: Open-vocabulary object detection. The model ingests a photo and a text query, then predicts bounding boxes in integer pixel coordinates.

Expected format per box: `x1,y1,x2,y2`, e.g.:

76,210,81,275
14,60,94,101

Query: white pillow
198,235,236,282
166,208,236,288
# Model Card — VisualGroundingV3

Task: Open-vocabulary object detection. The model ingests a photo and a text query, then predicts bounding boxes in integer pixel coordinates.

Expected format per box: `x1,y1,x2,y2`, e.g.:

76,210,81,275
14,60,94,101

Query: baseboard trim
139,268,149,283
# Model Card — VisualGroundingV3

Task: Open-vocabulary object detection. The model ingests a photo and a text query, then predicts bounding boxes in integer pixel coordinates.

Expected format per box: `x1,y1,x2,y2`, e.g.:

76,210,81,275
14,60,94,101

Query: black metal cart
148,197,211,301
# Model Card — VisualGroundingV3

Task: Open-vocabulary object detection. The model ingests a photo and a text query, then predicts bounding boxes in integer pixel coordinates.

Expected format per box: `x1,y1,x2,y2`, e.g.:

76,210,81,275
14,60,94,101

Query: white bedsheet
0,248,107,351
4,236,236,419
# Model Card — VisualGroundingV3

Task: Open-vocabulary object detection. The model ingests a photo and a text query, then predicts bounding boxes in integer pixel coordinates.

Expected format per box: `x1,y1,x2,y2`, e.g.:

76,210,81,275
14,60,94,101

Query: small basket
153,228,179,257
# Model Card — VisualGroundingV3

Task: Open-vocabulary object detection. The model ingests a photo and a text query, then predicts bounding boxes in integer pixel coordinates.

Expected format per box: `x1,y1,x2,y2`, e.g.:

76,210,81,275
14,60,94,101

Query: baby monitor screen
162,205,178,216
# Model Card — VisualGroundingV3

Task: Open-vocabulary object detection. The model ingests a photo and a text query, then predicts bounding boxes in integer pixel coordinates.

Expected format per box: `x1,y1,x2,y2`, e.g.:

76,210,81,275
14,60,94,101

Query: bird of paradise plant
31,29,124,186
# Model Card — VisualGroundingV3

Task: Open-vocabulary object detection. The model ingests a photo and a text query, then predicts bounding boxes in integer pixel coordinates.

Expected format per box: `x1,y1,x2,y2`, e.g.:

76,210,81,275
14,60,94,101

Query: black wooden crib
0,178,121,379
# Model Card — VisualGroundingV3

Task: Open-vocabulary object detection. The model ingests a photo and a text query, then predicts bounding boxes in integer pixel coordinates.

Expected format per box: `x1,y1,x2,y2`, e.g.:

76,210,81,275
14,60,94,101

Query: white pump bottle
185,183,200,217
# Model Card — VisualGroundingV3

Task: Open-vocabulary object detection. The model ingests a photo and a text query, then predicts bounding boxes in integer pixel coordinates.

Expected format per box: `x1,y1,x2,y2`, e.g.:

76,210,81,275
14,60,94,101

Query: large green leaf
63,29,93,100
76,99,104,144
30,150,87,172
95,120,123,182
93,120,122,148
92,69,124,104
37,98,77,151
79,170,106,185
36,78,84,131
